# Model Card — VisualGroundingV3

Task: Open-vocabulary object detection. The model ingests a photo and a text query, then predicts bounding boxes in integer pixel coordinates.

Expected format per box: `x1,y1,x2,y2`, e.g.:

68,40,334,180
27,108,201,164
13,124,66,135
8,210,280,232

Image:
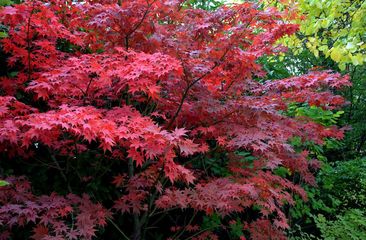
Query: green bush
315,209,366,240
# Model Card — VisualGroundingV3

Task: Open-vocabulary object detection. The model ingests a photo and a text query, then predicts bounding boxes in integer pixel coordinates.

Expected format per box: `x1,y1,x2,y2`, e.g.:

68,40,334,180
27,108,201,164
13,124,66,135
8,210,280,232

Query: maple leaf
31,225,49,240
127,148,145,167
178,139,200,156
58,206,73,217
112,174,125,188
172,128,188,139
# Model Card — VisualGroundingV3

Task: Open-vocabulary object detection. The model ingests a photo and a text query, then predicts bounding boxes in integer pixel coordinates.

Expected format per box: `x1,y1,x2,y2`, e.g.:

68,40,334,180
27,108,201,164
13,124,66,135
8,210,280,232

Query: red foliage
244,219,287,240
0,177,109,240
0,0,350,239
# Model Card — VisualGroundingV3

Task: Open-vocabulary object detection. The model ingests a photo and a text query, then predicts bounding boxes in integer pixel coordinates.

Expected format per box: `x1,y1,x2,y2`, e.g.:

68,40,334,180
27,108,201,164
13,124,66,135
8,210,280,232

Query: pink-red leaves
0,178,109,240
27,50,182,104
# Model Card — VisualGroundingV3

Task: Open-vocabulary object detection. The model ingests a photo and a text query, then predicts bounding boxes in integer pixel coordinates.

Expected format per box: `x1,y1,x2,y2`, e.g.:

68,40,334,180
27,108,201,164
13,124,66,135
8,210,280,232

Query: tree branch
166,47,231,129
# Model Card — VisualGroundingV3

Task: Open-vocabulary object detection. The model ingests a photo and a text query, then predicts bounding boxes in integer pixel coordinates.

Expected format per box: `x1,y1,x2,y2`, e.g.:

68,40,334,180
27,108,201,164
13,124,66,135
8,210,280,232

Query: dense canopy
0,0,364,239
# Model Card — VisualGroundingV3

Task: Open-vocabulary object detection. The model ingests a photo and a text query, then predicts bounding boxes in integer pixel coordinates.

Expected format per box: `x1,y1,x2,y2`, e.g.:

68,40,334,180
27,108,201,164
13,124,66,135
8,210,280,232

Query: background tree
257,0,366,239
261,0,366,158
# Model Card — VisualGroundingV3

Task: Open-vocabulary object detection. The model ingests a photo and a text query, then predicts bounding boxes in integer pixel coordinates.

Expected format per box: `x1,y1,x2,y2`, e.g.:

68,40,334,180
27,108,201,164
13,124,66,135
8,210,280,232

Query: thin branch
172,211,197,240
49,153,72,193
165,13,257,130
128,158,141,240
83,76,94,104
184,226,217,240
127,0,156,37
124,0,156,51
107,217,130,240
149,206,180,218
26,2,35,82
166,47,231,129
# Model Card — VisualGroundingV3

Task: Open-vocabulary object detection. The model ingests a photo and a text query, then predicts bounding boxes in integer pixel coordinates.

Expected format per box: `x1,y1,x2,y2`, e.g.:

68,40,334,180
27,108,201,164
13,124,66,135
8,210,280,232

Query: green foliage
184,0,244,10
286,103,344,126
201,156,230,177
315,209,366,240
262,0,366,159
0,0,13,6
236,150,256,168
263,0,366,70
296,106,343,126
281,92,366,240
0,180,9,186
320,158,366,209
341,65,366,159
0,31,7,38
287,158,366,239
256,1,366,239
258,49,323,79
184,0,223,10
201,214,246,239
281,101,364,239
0,0,11,38
228,219,245,239
192,152,230,177
290,186,338,218
274,166,291,178
285,103,344,162
201,213,221,230
288,224,318,240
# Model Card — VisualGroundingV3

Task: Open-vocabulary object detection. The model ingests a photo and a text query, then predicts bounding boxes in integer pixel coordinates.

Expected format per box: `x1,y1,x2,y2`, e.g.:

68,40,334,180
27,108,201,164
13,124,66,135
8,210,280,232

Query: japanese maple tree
0,0,350,239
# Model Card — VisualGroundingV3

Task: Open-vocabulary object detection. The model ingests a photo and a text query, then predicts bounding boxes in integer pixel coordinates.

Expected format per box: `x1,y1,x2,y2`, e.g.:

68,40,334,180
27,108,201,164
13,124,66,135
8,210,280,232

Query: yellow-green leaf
0,32,8,38
330,48,342,62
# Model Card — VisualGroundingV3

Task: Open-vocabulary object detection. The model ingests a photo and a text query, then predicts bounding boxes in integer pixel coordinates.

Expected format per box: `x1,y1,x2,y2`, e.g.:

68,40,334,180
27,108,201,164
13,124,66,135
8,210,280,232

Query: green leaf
0,0,13,6
338,62,346,71
0,180,10,187
330,48,343,62
274,167,291,177
351,54,364,65
0,31,8,38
